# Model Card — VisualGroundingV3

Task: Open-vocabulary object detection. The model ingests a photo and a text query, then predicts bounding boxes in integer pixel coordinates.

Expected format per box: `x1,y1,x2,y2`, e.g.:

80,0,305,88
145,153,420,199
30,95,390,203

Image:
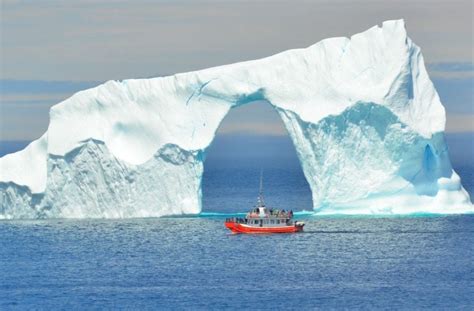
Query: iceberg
1,20,472,219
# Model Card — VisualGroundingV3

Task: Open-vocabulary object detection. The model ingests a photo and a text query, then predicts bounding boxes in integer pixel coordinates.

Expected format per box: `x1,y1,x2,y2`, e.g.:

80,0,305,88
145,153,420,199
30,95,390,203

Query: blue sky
0,0,473,141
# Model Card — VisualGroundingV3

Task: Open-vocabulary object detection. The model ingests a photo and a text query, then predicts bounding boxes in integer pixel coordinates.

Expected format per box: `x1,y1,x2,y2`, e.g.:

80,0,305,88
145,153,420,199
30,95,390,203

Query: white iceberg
1,20,472,219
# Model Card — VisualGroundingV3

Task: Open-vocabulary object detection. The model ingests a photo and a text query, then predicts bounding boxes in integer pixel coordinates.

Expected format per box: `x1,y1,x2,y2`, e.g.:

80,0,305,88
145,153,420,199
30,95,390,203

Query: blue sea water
0,134,473,309
1,215,473,309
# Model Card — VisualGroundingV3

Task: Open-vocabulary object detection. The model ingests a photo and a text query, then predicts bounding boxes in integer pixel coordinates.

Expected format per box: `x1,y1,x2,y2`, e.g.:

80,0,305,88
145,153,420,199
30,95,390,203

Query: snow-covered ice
0,20,472,218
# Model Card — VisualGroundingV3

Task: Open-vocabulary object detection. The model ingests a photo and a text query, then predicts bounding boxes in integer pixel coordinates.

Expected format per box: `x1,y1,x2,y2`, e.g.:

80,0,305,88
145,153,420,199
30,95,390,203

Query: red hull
225,221,304,234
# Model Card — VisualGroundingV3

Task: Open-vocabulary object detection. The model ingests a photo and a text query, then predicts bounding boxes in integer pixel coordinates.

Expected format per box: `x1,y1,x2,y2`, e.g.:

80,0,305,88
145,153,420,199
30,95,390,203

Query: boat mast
257,169,265,207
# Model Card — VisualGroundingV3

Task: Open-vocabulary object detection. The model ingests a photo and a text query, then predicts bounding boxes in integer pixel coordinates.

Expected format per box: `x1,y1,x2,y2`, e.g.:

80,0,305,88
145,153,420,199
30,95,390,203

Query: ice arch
0,20,472,219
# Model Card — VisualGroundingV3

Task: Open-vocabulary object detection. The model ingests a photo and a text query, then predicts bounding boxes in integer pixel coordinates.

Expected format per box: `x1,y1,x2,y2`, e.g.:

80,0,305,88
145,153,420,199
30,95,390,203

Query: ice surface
0,20,472,218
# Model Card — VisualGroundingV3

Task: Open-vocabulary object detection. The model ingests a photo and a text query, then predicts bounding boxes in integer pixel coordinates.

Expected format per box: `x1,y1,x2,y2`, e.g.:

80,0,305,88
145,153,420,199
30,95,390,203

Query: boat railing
226,216,296,226
246,212,294,219
226,217,247,224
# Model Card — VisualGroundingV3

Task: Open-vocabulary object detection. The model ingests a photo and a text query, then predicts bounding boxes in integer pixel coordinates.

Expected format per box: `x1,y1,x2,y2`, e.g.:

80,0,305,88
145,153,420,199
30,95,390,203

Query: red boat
225,217,304,234
225,172,304,234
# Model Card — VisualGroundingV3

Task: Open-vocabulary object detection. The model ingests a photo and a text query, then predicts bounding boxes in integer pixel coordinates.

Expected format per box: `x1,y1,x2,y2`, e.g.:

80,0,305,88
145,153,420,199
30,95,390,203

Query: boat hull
225,222,304,234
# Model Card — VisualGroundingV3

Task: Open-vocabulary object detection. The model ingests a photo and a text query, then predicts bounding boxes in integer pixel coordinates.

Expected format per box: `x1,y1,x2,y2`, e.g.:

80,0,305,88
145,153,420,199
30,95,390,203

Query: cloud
0,79,101,140
216,100,287,136
446,115,474,133
0,80,101,94
1,0,473,81
1,93,72,102
427,62,474,79
218,122,287,136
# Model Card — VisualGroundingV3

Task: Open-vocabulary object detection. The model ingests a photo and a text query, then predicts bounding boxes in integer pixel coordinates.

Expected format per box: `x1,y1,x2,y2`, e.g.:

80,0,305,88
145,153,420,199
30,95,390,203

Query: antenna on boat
257,169,265,207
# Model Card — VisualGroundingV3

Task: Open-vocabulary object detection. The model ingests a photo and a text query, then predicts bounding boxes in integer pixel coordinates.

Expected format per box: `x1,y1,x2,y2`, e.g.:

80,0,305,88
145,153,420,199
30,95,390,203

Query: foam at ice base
0,19,472,218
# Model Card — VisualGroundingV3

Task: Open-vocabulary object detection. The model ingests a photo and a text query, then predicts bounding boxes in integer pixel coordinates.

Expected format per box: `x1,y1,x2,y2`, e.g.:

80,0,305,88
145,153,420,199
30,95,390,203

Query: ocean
0,134,473,309
1,215,473,309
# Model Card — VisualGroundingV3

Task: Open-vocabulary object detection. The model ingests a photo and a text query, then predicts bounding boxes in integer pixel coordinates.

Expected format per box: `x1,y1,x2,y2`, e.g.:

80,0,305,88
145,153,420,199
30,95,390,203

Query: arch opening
201,100,312,214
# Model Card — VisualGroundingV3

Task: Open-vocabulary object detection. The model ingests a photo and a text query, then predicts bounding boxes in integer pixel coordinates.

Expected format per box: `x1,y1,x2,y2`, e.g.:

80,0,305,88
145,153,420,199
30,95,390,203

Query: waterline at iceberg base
0,20,472,219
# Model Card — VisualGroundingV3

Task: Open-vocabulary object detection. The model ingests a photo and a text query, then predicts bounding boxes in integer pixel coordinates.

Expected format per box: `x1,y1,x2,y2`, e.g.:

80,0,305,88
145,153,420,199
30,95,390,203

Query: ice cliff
1,20,472,219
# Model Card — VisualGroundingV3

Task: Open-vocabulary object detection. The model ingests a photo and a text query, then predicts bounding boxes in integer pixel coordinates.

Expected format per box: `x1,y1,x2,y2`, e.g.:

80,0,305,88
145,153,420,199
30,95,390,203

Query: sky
0,0,473,141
